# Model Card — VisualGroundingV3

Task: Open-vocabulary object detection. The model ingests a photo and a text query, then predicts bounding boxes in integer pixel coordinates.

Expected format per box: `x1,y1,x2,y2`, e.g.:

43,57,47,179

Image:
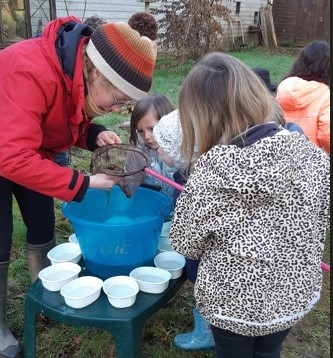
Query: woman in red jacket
0,13,157,357
276,40,330,153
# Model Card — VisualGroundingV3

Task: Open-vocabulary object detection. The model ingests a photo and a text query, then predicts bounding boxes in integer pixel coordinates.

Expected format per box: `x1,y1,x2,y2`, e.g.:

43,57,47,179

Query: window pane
29,0,52,36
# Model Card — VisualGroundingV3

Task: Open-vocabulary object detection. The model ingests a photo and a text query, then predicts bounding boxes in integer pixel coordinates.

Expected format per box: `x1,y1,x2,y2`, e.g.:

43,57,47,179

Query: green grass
229,48,294,84
151,47,296,106
151,62,194,105
8,48,329,357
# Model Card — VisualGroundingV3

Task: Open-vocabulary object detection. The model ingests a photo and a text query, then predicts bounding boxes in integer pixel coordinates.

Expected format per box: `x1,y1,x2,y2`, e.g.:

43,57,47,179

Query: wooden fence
272,0,329,46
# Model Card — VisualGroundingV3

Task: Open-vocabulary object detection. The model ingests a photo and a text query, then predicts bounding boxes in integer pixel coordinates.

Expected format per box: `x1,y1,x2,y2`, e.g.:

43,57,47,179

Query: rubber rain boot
0,261,21,358
26,237,56,282
174,308,215,351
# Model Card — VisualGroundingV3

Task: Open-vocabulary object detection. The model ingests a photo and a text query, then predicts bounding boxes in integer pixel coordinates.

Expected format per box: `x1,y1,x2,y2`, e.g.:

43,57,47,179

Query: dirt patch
267,46,302,57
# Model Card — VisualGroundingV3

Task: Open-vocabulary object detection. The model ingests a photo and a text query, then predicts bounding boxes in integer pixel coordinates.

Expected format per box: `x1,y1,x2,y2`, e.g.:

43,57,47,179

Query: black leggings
211,325,291,358
0,177,55,262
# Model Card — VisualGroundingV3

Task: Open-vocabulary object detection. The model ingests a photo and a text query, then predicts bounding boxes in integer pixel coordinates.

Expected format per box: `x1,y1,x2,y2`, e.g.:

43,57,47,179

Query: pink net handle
144,168,184,192
321,262,330,273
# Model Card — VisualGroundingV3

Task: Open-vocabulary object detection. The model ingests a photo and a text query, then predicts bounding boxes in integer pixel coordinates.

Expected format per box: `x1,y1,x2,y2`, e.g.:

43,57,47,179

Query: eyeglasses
112,92,136,109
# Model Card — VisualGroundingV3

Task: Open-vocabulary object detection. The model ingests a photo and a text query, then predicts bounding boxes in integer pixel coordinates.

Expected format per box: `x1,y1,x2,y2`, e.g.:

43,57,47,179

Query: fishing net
91,143,151,198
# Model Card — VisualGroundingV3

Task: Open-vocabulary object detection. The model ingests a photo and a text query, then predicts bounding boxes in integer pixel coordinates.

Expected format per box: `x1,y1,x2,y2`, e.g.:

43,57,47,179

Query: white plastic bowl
68,233,79,245
60,276,103,309
47,242,81,265
103,276,139,308
154,251,185,279
129,267,171,294
38,262,81,291
157,236,175,254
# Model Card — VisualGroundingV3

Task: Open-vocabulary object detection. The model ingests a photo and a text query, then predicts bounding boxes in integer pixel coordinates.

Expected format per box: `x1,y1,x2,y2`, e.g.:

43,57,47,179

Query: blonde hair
82,46,112,88
179,52,273,167
270,96,285,126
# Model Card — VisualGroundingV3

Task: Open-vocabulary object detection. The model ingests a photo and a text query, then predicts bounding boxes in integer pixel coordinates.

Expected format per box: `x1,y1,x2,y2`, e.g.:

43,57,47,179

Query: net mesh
91,144,151,198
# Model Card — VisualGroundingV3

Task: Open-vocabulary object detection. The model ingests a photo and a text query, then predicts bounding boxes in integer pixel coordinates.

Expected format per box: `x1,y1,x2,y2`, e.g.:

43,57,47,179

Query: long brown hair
179,52,272,166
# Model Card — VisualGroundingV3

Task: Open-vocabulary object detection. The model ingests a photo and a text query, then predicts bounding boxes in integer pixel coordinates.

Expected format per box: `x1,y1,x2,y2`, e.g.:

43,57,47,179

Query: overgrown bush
152,0,231,61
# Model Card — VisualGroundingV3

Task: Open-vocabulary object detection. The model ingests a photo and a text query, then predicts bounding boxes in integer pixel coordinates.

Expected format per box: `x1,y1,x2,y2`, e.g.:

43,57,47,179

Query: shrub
152,0,231,61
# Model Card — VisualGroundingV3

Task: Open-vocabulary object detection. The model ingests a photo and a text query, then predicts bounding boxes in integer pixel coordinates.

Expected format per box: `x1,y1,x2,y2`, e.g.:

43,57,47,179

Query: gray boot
26,237,56,282
0,261,21,358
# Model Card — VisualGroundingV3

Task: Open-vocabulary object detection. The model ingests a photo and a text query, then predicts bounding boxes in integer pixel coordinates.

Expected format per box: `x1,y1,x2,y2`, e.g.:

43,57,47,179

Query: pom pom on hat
128,12,158,41
86,13,158,101
153,109,199,170
153,110,185,170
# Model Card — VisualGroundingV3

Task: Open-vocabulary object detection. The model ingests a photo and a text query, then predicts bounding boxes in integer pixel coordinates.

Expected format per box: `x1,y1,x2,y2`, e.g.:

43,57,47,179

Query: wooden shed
272,0,330,46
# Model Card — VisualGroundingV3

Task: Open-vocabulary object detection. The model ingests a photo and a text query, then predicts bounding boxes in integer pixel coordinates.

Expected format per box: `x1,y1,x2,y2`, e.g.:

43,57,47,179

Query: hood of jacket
193,130,307,208
41,16,92,93
277,77,329,111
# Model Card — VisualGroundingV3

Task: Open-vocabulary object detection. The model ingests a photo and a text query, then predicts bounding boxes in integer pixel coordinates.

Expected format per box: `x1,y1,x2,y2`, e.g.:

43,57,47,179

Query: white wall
30,0,160,35
31,0,267,48
54,0,267,30
55,0,160,23
220,0,268,48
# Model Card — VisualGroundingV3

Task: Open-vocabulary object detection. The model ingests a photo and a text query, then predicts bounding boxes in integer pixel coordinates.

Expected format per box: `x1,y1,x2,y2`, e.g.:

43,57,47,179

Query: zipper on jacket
61,78,72,165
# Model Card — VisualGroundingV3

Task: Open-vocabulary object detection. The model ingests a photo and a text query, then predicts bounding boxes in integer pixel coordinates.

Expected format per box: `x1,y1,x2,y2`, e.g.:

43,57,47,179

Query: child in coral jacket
277,40,330,154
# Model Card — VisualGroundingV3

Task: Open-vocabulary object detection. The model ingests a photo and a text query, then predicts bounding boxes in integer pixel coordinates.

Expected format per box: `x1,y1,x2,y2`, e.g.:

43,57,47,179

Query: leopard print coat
170,130,330,336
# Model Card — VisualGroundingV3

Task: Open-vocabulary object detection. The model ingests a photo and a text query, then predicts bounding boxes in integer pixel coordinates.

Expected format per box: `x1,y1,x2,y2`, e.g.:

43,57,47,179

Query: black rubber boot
26,237,56,282
0,261,21,358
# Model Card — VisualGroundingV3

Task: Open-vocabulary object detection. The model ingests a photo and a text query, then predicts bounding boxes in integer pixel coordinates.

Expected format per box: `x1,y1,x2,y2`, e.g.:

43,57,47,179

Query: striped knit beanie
86,14,157,101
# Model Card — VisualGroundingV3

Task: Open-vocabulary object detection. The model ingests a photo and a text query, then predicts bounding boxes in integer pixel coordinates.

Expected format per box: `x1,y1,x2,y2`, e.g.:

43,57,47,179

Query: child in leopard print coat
156,53,330,357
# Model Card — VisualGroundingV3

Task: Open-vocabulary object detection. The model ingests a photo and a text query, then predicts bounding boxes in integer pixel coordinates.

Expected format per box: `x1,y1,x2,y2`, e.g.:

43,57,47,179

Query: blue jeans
185,258,199,283
211,325,291,358
0,177,54,262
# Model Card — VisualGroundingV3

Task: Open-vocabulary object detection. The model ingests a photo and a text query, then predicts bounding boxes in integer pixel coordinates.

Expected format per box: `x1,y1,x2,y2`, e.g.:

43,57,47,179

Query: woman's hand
96,131,121,147
89,173,116,189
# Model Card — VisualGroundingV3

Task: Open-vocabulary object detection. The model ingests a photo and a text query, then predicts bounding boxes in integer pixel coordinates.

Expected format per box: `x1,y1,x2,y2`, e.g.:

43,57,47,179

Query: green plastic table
24,267,186,358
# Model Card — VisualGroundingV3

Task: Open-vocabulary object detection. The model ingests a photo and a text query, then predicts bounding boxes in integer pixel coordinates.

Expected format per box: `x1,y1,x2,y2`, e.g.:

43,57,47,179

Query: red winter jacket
0,17,102,201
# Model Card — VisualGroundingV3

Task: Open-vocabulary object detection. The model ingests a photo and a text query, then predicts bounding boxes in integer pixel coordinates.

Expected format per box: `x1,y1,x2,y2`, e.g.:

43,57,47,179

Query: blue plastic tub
62,186,172,279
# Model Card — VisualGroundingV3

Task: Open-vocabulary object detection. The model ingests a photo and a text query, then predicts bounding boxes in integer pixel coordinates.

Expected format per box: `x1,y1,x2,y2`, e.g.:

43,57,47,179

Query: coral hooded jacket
0,17,96,201
277,77,330,153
